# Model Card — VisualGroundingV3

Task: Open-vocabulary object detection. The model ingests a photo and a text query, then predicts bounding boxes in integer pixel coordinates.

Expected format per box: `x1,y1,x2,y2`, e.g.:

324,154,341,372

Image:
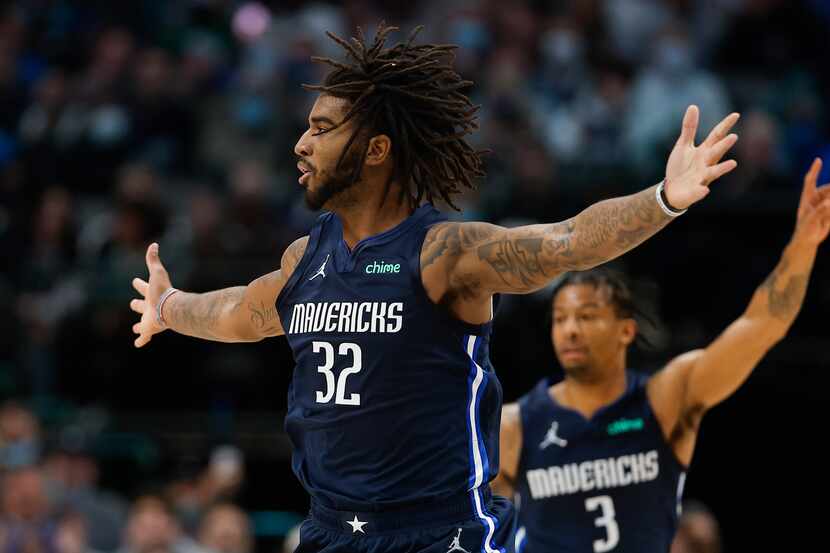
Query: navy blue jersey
276,205,503,527
513,373,686,553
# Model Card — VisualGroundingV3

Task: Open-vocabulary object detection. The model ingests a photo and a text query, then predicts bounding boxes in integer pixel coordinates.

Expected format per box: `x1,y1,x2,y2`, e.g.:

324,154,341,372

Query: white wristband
655,180,687,217
156,287,179,326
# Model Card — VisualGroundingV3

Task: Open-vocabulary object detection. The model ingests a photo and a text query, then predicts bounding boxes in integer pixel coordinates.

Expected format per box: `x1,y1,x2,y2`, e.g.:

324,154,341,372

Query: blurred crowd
0,0,826,404
0,0,827,551
0,399,719,553
0,400,262,553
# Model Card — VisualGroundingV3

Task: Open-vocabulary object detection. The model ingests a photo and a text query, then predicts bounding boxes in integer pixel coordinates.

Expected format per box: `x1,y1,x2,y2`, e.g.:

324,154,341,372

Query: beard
560,357,612,385
556,347,596,381
303,146,363,211
561,361,590,380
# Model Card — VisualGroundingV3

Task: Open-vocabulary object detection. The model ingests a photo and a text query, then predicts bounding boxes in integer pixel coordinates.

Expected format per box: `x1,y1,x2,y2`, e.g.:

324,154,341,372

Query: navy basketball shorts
294,491,514,553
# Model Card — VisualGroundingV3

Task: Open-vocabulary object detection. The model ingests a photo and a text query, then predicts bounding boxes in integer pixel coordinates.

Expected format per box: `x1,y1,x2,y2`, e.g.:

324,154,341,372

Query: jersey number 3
585,495,620,552
313,341,362,406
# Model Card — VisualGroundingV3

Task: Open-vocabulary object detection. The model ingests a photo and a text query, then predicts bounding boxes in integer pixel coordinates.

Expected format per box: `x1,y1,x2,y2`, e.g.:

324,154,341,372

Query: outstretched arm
130,236,308,346
648,159,830,463
426,184,671,294
425,107,740,297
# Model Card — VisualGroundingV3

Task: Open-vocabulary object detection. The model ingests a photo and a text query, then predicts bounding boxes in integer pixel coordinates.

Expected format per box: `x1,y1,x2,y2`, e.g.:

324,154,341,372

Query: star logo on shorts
346,515,367,534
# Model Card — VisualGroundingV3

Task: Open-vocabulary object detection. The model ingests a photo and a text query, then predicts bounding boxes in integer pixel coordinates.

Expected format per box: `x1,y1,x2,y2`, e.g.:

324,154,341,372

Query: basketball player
494,159,830,553
129,24,739,553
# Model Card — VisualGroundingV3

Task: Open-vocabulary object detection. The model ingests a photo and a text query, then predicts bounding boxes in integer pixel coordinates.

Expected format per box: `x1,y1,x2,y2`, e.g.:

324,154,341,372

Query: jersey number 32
312,341,363,406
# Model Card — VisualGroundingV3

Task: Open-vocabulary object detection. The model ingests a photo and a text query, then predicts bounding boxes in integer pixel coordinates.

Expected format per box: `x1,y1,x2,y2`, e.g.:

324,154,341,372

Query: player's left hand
792,157,830,247
663,105,740,210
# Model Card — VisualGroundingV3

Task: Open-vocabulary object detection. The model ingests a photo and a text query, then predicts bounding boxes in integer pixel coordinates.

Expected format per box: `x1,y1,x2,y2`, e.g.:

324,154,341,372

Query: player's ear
364,134,392,166
620,318,637,347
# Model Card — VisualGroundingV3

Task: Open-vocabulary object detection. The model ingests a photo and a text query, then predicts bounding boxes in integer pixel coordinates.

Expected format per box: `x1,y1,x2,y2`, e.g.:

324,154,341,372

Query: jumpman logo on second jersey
446,528,470,553
309,254,330,281
539,421,568,449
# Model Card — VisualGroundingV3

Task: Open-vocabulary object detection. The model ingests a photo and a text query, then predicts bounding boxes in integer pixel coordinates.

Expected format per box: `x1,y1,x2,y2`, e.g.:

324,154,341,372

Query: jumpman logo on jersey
309,254,330,281
539,421,568,449
446,528,470,553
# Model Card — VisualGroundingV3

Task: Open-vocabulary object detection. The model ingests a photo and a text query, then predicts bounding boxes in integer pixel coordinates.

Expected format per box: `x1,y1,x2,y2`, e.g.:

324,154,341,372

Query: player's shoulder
647,349,705,393
281,236,310,276
421,221,504,268
646,349,706,430
667,349,705,367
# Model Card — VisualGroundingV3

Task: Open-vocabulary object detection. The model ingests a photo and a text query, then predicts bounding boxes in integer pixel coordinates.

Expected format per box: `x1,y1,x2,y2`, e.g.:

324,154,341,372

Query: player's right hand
130,242,173,348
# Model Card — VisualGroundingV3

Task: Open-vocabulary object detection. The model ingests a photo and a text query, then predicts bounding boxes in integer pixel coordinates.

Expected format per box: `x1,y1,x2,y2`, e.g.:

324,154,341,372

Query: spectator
197,504,252,553
54,511,103,553
168,446,245,535
624,23,732,174
0,466,56,552
726,110,789,197
0,401,41,469
41,436,129,552
118,496,205,553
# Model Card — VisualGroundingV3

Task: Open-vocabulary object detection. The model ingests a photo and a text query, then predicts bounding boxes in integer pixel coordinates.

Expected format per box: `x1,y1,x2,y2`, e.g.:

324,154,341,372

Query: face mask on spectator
0,439,40,469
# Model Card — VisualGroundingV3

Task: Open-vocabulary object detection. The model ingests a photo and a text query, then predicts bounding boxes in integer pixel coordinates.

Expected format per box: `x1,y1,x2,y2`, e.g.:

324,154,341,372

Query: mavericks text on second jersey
276,205,505,547
525,449,660,500
513,374,686,553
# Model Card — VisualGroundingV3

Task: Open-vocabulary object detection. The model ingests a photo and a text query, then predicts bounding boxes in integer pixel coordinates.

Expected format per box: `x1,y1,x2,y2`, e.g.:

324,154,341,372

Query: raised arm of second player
421,107,739,323
647,158,830,466
130,236,308,347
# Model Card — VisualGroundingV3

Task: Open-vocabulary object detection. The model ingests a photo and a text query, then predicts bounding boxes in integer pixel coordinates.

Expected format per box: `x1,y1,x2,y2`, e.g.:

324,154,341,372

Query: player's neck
555,368,628,420
335,180,414,249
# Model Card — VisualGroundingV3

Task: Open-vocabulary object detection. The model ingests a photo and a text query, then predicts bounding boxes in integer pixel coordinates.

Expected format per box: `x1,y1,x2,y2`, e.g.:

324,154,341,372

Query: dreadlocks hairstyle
302,23,485,210
550,268,663,351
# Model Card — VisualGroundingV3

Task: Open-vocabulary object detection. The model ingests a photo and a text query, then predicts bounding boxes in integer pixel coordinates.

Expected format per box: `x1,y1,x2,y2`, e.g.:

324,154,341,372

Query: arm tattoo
163,237,310,341
248,300,279,330
568,185,668,256
420,222,499,272
477,237,545,289
420,225,456,271
422,185,673,295
167,287,246,339
759,256,809,320
481,187,670,291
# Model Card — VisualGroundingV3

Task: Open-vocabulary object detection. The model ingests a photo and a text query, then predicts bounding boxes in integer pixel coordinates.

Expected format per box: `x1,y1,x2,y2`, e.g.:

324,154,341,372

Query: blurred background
0,0,828,551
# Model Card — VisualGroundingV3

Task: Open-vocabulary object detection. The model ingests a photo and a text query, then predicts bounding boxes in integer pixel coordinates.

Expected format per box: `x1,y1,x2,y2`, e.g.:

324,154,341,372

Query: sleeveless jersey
276,204,503,526
513,373,686,553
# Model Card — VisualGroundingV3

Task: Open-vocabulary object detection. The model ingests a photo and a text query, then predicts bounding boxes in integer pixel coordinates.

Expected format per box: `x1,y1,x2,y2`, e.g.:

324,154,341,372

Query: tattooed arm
130,236,308,346
423,107,741,300
424,184,672,297
647,159,830,465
